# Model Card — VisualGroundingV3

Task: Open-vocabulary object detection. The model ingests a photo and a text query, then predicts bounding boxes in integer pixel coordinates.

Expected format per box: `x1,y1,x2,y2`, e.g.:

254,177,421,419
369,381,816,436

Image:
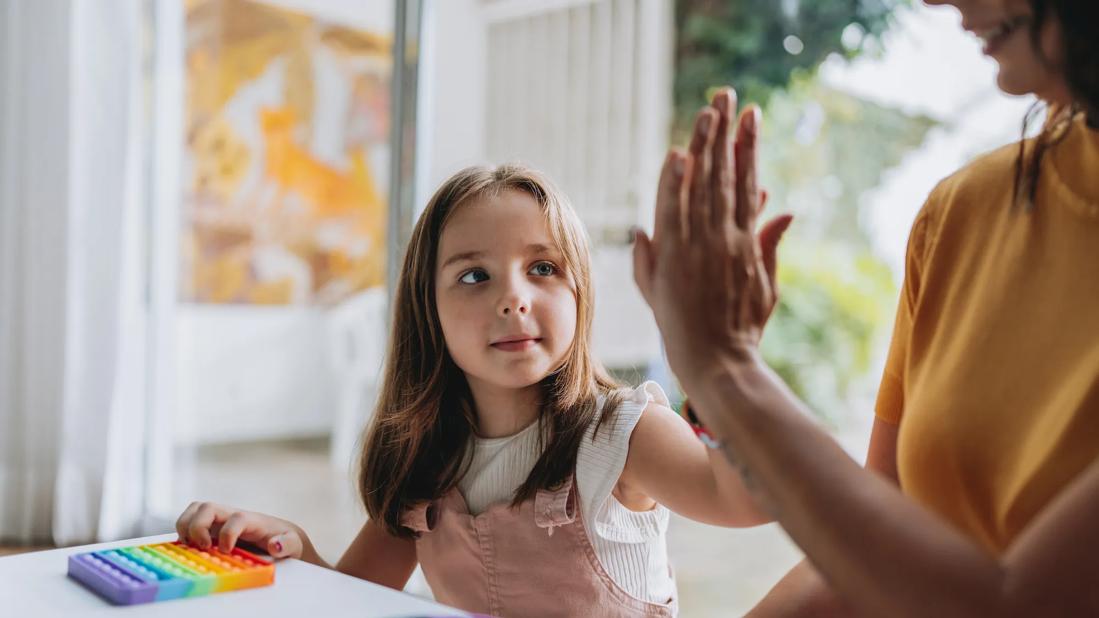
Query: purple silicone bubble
68,553,158,605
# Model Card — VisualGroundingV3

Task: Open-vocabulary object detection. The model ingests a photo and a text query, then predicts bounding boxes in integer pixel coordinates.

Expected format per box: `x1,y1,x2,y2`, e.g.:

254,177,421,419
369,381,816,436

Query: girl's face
435,190,578,392
926,0,1071,103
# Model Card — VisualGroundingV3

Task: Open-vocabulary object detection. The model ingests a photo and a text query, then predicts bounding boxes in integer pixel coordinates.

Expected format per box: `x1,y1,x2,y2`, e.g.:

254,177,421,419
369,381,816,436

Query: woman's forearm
746,559,853,617
689,357,1008,618
707,443,774,526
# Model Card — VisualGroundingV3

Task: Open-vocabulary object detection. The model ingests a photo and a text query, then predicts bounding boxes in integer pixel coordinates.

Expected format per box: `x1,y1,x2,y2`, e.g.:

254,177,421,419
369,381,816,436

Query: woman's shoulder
927,138,1030,216
908,138,1030,259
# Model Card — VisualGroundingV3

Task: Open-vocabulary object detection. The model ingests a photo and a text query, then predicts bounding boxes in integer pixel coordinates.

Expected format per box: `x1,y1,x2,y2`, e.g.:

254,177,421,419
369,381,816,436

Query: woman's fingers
710,88,737,229
688,107,718,238
653,149,686,250
759,214,794,295
734,106,762,230
632,228,655,306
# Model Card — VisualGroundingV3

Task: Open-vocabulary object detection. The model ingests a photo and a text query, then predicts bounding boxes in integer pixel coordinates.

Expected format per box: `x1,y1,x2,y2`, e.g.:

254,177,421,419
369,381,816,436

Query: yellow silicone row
147,542,275,593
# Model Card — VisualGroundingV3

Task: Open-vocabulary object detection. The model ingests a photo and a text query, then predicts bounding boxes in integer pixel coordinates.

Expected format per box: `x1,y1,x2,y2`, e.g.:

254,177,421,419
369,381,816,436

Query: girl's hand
633,87,792,390
175,501,306,560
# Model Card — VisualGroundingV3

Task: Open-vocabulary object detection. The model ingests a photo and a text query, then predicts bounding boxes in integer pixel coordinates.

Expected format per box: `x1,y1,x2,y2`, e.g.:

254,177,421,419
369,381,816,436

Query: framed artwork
182,0,391,305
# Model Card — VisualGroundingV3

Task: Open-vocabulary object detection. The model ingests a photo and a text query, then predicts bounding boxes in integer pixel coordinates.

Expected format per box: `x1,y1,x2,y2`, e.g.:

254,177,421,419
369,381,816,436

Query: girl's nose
497,286,531,317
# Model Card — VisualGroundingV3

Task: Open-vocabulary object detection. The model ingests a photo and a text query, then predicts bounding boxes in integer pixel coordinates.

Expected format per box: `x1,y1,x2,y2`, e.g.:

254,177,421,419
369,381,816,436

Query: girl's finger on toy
217,511,252,553
654,149,685,251
188,502,227,549
709,88,736,230
175,501,202,543
687,107,718,238
734,105,761,231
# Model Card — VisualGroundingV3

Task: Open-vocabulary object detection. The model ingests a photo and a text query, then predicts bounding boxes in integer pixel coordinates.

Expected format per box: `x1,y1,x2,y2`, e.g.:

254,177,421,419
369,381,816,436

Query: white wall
425,0,489,187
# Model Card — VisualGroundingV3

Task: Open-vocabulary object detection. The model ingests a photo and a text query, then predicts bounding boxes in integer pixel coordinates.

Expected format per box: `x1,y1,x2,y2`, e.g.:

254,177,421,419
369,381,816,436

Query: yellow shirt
876,113,1099,553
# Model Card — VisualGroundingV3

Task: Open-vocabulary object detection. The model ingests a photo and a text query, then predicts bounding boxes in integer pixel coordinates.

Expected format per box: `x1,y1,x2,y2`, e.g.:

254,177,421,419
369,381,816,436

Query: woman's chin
995,70,1035,97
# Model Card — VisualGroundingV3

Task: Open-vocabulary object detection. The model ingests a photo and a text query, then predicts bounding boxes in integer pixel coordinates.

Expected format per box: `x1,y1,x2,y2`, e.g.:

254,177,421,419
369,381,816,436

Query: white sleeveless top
457,382,676,605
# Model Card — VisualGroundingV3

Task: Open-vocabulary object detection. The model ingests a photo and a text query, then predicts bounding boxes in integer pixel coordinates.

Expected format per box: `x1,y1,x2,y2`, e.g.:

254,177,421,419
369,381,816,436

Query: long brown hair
1013,0,1099,209
358,164,624,538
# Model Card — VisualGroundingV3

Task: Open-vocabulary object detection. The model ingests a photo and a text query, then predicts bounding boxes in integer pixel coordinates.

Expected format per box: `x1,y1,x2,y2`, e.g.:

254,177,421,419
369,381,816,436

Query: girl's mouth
490,337,541,352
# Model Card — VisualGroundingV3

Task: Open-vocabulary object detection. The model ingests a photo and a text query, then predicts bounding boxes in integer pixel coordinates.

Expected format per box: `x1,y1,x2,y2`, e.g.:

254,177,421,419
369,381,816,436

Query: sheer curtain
0,0,148,545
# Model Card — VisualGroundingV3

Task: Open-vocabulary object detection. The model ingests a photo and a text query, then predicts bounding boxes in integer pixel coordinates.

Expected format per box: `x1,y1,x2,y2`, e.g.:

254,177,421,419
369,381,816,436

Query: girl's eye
459,269,489,284
529,261,557,277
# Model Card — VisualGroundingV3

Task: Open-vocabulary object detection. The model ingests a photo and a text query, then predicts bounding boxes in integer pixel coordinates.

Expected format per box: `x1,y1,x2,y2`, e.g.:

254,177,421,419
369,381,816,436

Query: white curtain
0,0,147,545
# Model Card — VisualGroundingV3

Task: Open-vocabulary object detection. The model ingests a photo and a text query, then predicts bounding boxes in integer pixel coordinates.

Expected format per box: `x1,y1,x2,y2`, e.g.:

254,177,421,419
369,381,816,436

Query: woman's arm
618,400,772,527
746,417,900,617
696,357,1099,618
634,86,1099,617
335,518,419,590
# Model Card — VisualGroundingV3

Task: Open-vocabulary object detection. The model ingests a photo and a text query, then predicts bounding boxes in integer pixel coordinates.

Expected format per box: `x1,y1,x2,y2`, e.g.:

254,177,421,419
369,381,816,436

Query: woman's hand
175,501,308,561
633,87,792,392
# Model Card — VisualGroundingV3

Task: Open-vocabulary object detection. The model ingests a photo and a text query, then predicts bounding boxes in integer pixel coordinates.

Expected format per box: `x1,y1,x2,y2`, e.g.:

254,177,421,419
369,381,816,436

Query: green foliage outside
674,0,912,138
761,240,896,418
759,77,937,246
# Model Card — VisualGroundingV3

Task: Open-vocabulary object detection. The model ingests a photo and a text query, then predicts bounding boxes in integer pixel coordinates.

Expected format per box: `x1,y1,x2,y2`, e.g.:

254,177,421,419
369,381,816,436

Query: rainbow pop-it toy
67,540,275,605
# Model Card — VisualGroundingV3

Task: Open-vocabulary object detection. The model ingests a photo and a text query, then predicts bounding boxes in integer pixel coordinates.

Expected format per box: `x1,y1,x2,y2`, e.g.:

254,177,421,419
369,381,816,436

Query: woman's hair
358,164,624,538
1014,0,1099,208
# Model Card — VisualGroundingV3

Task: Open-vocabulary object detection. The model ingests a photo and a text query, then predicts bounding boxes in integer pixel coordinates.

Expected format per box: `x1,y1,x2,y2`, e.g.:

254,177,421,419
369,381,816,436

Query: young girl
176,164,771,617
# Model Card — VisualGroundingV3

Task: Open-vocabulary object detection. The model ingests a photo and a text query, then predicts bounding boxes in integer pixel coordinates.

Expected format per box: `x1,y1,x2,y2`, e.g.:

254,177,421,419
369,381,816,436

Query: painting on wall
182,0,391,305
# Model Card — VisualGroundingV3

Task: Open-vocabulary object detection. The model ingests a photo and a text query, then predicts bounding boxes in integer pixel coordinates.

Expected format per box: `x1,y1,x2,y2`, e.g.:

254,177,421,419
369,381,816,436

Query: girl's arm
746,417,900,617
335,518,419,590
618,399,772,527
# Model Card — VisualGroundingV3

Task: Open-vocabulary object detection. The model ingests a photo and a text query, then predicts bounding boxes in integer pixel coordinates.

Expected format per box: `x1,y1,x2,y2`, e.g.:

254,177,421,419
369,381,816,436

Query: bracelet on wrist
680,398,723,450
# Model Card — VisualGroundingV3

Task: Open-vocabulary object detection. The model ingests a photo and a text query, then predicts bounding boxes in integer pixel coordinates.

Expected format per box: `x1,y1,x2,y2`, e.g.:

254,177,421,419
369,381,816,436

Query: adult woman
632,1,1099,615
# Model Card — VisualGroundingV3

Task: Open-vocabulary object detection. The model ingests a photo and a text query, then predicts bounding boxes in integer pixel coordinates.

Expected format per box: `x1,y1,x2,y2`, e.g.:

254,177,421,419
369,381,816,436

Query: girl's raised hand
632,87,793,391
175,501,305,560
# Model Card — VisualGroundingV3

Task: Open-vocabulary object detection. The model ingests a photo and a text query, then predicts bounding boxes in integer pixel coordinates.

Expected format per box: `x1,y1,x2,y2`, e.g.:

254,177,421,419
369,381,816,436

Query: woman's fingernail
712,91,726,114
746,107,760,136
272,538,283,554
628,226,639,243
699,112,712,134
674,154,685,177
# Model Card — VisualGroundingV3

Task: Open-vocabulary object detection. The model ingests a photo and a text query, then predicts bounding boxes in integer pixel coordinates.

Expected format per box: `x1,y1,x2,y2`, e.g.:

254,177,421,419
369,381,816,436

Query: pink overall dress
401,475,677,618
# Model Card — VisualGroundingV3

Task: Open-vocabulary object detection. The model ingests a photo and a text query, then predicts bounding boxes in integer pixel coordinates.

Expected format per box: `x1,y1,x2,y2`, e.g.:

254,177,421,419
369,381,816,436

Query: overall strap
534,474,576,536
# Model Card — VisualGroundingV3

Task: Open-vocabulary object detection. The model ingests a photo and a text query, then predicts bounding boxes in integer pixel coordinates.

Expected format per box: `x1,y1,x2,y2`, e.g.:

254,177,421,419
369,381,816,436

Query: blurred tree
759,77,937,248
674,0,912,137
761,240,897,420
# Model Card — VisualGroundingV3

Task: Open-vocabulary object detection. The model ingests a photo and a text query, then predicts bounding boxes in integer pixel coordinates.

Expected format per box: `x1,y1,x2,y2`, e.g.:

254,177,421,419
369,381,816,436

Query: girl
177,164,773,617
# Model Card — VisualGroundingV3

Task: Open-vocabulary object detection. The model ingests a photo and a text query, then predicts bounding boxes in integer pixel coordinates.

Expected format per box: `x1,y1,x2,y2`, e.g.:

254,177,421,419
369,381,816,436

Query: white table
0,534,469,617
